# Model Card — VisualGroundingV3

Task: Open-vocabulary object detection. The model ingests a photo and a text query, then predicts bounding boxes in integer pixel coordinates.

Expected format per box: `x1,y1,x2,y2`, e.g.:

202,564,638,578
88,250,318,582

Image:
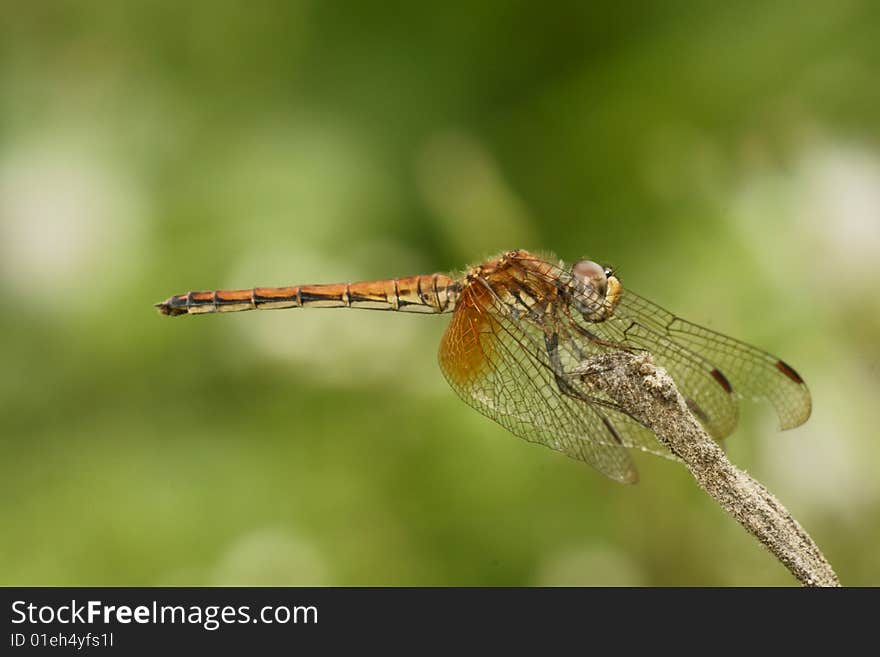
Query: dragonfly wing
506,254,742,441
504,252,810,441
438,282,672,484
570,287,812,439
553,321,677,461
585,305,741,440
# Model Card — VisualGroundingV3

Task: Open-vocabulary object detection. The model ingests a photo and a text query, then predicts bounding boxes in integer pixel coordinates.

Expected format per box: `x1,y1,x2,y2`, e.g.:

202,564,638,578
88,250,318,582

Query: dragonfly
155,249,811,483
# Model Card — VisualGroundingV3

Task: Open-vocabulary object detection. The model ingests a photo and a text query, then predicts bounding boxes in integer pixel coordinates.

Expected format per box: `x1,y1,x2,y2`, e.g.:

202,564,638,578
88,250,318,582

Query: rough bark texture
574,351,840,587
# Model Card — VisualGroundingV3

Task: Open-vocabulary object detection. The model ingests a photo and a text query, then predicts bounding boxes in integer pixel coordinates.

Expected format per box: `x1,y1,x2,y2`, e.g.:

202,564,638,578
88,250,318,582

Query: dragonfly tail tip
155,299,184,316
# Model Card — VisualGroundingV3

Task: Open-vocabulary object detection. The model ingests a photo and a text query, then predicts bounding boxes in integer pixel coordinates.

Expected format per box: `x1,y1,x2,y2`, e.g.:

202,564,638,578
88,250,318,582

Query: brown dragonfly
156,249,811,483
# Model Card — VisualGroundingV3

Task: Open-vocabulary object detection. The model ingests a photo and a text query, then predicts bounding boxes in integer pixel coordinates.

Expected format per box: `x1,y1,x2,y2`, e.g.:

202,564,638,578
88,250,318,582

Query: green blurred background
2,1,879,586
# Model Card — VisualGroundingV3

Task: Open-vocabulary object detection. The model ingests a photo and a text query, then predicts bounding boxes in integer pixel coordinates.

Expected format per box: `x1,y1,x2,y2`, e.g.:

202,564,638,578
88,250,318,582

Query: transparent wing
575,300,742,440
613,289,811,432
507,254,811,440
438,281,673,484
553,318,676,460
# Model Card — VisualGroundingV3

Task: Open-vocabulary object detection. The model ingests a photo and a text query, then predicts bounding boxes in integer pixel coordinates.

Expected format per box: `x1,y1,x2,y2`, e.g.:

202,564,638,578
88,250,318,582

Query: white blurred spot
731,139,880,301
0,139,144,310
727,138,880,521
417,130,535,258
796,144,880,272
212,527,330,586
533,544,643,586
756,352,880,520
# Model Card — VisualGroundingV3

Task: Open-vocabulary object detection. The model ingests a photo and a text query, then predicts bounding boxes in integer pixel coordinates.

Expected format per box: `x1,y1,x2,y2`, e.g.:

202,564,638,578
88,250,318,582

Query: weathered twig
574,351,840,587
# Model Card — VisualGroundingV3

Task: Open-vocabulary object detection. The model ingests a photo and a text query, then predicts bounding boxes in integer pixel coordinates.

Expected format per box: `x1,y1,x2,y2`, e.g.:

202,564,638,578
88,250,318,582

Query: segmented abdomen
155,274,459,316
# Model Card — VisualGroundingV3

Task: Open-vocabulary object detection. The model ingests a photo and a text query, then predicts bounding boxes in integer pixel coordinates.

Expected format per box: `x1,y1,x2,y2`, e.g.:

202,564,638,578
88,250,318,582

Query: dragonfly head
570,259,621,321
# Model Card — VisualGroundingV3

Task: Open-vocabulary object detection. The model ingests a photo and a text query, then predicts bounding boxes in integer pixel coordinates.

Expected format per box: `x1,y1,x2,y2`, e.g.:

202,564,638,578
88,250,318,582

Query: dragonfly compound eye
571,259,608,299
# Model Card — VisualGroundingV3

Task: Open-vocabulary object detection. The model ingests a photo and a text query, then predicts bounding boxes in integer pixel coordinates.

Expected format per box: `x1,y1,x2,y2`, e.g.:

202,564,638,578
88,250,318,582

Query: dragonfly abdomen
155,274,459,316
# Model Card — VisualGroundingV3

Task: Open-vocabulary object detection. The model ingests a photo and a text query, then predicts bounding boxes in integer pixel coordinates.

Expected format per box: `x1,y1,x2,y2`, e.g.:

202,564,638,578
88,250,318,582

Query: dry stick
574,351,840,587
